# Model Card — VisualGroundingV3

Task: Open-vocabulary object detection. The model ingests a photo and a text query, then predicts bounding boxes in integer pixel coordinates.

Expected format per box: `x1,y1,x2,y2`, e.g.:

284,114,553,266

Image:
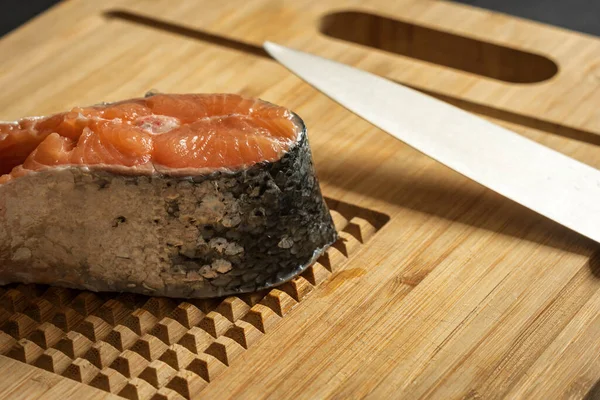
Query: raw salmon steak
0,93,337,298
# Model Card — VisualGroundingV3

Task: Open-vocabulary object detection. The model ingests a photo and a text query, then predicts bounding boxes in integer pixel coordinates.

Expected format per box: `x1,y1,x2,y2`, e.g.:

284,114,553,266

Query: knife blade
263,41,600,244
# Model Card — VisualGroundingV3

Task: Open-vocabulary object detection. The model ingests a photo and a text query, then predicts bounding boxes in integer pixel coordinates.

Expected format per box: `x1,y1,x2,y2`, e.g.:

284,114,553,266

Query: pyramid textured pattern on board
0,199,389,399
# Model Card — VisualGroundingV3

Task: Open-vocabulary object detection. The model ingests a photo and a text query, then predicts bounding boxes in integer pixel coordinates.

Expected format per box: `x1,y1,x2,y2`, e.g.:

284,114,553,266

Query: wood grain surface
0,0,599,399
0,355,116,399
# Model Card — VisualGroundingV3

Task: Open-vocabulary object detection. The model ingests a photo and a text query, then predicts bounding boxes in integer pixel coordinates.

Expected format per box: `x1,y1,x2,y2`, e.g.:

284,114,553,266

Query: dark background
0,0,599,37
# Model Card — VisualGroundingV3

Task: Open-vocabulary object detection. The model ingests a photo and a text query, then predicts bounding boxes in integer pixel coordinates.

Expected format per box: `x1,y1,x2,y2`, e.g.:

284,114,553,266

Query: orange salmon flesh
0,93,301,184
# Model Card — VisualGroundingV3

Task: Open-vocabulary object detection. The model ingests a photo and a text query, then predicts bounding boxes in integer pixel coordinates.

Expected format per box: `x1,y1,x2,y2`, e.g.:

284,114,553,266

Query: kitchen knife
263,41,600,244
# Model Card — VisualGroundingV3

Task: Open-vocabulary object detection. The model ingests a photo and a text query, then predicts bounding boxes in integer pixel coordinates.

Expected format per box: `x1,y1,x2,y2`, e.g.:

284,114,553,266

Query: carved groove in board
319,10,558,83
0,199,389,399
102,9,600,149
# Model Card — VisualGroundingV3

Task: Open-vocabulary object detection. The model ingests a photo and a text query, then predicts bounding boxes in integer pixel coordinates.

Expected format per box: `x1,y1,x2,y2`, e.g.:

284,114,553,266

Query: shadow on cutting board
103,10,600,257
317,157,598,257
584,378,600,400
589,251,600,279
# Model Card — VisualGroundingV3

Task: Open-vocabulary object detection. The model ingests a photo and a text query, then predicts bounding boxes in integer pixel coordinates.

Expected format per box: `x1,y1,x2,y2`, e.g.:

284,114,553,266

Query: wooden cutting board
0,0,599,399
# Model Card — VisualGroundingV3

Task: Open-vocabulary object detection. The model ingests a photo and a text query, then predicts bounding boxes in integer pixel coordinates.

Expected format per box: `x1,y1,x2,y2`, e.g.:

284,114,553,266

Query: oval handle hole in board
319,11,558,83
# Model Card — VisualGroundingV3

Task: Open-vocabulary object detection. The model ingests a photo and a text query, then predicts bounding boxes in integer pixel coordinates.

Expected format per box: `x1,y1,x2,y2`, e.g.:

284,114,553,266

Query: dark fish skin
0,115,337,298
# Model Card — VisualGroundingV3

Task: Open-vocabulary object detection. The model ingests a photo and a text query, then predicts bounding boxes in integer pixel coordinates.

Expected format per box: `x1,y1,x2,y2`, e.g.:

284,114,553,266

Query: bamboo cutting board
0,0,599,399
